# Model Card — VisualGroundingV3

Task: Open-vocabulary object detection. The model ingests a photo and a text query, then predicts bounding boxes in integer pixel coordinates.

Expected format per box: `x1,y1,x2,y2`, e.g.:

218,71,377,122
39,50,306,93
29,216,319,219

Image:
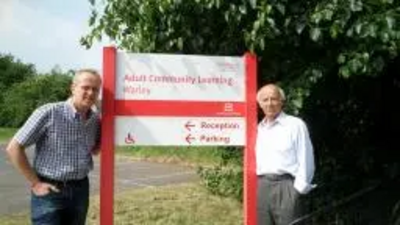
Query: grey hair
277,86,286,101
256,84,286,103
73,69,101,84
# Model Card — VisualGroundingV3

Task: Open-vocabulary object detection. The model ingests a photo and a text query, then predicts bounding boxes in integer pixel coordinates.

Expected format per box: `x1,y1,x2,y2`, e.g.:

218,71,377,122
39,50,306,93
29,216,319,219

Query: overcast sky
0,0,109,73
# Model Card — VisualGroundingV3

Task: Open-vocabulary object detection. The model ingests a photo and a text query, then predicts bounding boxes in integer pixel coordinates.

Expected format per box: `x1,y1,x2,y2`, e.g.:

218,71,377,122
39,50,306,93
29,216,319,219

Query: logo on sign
124,132,136,144
224,103,233,112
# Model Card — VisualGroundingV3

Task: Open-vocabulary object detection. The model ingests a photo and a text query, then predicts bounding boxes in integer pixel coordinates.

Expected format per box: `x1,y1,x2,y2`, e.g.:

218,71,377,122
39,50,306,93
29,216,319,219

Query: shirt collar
260,111,286,127
66,98,94,120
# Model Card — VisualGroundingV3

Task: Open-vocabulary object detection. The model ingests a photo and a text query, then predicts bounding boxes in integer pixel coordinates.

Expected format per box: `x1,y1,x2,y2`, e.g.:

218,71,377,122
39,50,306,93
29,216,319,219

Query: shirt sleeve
293,120,316,194
14,105,50,147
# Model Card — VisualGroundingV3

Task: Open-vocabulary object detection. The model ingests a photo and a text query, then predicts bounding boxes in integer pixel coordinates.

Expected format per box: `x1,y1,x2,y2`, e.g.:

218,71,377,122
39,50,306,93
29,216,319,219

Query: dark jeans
257,174,302,225
31,177,89,225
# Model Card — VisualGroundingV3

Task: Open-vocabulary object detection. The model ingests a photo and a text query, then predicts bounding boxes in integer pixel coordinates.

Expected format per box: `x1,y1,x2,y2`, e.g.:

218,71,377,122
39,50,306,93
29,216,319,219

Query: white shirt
255,112,316,194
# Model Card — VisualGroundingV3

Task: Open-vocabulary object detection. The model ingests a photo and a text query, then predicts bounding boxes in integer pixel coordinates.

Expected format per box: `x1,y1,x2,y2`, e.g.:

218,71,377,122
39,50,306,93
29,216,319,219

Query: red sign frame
100,47,257,225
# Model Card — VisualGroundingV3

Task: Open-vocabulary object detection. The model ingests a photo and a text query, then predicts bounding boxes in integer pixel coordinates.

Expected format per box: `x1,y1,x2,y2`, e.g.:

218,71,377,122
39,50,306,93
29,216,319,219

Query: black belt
258,173,294,181
37,175,88,188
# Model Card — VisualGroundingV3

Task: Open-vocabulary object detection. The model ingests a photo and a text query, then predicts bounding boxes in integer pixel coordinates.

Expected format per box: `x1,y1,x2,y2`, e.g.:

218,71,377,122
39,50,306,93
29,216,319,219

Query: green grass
0,213,28,225
0,127,17,143
117,146,227,167
0,183,242,225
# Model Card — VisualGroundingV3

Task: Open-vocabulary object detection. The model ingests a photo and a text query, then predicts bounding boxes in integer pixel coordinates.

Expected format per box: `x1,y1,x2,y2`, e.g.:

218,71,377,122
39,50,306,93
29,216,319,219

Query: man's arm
91,144,100,155
91,116,101,155
6,104,59,195
293,120,316,194
6,139,59,194
6,105,47,185
6,138,40,186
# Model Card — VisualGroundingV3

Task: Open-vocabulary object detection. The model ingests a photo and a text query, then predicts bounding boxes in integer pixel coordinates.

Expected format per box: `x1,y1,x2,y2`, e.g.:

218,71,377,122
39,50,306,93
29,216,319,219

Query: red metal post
244,52,258,225
100,46,116,225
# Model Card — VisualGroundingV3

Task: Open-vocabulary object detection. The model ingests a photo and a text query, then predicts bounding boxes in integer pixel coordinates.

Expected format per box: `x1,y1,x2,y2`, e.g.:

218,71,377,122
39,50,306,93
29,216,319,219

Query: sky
0,0,110,73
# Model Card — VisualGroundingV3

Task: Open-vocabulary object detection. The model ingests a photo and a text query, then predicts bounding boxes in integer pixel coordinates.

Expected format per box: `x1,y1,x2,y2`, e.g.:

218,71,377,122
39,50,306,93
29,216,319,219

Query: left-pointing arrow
185,134,195,144
185,121,195,131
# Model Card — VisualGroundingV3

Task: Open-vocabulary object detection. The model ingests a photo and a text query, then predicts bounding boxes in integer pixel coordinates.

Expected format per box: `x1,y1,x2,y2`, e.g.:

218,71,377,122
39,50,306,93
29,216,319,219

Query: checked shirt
14,100,101,181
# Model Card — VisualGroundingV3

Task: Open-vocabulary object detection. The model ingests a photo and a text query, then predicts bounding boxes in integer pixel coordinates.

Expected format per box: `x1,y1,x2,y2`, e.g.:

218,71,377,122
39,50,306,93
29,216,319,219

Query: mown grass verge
116,146,228,167
0,182,242,225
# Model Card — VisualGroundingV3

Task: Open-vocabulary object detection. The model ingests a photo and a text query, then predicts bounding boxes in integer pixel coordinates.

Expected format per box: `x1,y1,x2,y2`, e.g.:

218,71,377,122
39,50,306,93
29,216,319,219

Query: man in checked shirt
6,69,102,225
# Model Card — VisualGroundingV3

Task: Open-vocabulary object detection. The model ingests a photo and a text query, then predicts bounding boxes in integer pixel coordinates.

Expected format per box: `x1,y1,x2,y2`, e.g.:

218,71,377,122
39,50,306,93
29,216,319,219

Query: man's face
71,72,101,112
258,86,283,120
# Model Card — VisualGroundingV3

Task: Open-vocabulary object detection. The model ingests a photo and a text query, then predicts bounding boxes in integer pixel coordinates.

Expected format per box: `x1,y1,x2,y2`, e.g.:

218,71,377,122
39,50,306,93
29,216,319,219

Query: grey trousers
257,174,301,225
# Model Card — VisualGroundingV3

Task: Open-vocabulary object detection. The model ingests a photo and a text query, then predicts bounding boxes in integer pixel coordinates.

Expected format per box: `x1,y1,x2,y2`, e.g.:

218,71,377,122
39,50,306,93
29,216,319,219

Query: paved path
0,144,198,215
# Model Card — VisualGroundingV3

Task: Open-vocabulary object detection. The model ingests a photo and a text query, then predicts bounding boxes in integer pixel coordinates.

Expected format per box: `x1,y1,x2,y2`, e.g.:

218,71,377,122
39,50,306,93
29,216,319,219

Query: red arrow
124,132,136,144
185,121,195,131
185,134,195,144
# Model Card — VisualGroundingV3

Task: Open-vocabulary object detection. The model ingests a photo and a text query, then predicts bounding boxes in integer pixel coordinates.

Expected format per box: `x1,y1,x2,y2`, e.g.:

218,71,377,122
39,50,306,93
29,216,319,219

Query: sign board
100,47,257,225
115,53,245,101
115,117,245,146
113,52,247,146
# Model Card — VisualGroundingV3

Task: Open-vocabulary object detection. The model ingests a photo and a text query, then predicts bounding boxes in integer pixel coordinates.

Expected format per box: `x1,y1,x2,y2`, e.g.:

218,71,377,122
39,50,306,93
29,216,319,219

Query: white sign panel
116,52,245,101
115,116,245,146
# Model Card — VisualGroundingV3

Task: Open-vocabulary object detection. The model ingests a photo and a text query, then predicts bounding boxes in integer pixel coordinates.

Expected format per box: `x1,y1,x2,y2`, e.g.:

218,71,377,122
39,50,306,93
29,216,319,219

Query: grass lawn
0,127,17,143
0,182,242,225
117,146,230,167
0,131,243,224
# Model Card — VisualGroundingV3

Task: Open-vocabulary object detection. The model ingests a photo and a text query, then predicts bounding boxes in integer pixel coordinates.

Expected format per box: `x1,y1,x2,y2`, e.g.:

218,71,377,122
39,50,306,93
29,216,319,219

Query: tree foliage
0,54,36,92
82,0,400,221
0,54,36,107
0,54,74,127
82,0,400,111
0,72,72,127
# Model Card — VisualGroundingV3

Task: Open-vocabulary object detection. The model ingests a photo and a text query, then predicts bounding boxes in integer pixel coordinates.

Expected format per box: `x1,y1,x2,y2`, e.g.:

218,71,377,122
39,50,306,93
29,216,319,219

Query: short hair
73,69,101,84
277,86,286,101
256,84,286,103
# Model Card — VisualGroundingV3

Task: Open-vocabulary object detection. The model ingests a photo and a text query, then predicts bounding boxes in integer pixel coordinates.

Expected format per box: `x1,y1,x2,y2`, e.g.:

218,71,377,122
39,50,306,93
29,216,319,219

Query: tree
0,54,36,93
0,54,37,127
82,0,400,111
0,54,36,112
0,73,72,127
82,0,400,222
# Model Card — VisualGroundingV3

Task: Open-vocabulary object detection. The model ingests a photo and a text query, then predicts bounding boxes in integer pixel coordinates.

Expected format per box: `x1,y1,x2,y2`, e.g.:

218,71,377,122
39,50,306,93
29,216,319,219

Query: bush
197,147,243,202
0,74,72,127
198,165,243,202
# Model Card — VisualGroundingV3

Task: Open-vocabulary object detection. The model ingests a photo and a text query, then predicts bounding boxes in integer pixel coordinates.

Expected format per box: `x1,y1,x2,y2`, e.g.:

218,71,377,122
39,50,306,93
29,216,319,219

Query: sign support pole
244,52,258,225
101,46,116,225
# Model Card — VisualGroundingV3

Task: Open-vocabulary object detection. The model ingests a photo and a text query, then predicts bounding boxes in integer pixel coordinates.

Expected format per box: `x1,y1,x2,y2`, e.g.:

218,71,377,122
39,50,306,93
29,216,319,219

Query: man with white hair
6,69,102,225
255,83,316,225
